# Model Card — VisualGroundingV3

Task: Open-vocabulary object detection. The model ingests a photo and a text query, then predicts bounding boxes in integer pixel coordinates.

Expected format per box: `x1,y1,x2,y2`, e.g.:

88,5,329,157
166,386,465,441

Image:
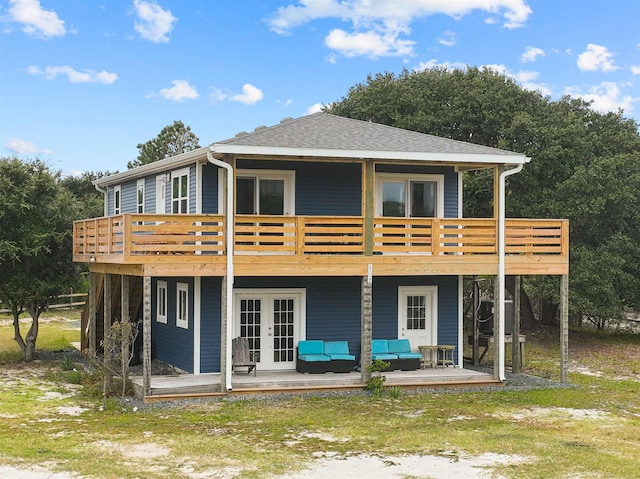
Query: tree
128,120,200,169
327,67,640,328
0,157,78,361
60,170,114,220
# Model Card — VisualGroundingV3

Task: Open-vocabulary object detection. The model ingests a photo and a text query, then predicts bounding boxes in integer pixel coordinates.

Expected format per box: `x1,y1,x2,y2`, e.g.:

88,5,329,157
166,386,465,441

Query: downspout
94,183,108,217
497,163,523,381
207,150,234,392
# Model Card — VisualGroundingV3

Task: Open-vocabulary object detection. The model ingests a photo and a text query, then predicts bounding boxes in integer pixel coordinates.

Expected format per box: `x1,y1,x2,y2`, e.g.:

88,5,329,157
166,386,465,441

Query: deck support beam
88,272,97,354
103,273,112,338
360,275,372,384
560,274,569,383
143,276,152,397
121,275,130,322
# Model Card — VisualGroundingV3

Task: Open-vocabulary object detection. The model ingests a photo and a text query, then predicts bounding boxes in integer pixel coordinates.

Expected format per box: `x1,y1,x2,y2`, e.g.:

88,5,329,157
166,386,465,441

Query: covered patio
131,367,500,402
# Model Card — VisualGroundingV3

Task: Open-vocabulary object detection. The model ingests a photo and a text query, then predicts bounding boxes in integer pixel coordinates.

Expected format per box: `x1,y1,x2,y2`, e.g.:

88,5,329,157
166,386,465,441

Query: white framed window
236,169,295,215
156,281,167,323
171,168,189,214
376,173,444,218
113,185,121,215
137,179,145,214
176,282,189,329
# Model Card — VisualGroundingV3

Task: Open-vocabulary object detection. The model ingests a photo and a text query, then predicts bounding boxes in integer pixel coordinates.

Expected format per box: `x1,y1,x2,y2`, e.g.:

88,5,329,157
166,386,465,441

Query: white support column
220,276,230,392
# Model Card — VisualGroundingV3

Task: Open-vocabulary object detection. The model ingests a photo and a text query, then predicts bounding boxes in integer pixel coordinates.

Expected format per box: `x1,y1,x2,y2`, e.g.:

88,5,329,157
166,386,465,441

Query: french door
234,289,305,370
398,286,438,350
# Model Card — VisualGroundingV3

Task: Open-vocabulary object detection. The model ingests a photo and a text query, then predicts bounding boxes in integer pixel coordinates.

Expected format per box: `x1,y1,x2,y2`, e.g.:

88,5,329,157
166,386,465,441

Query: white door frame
397,286,438,350
233,288,306,370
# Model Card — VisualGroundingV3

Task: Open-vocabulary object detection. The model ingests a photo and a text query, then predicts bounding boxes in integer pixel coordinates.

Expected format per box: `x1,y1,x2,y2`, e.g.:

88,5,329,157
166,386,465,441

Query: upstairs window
377,174,443,218
236,170,294,215
171,168,189,214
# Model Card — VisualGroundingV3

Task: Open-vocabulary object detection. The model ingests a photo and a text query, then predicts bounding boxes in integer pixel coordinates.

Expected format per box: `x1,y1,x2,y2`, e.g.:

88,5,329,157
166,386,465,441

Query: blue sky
2,0,640,176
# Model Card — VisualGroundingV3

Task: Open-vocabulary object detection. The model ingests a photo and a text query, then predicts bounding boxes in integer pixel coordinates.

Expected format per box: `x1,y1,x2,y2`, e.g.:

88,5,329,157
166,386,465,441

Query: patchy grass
0,312,80,363
1,318,639,478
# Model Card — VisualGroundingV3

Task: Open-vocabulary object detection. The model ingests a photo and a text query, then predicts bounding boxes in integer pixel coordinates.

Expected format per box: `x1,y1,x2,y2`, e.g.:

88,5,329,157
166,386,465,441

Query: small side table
418,345,438,369
437,345,456,367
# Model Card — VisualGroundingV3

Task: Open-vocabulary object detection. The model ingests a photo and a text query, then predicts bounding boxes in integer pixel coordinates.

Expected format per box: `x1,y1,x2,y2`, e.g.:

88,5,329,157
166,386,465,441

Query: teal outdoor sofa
371,339,422,371
296,340,357,374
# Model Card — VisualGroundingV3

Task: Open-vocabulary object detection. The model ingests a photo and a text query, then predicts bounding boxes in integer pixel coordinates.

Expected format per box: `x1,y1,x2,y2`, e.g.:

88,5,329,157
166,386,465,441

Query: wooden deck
74,214,569,277
131,367,500,402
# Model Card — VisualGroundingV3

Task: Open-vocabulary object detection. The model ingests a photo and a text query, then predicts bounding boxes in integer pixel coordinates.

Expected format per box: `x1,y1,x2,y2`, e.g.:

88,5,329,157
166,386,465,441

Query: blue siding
145,176,155,212
200,277,222,372
372,275,459,354
155,274,459,371
152,277,194,372
201,163,219,214
121,180,137,213
236,159,362,216
234,277,362,358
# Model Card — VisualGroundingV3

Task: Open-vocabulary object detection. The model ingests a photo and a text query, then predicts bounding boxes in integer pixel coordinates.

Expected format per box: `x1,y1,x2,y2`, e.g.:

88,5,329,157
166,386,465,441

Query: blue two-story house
73,113,569,398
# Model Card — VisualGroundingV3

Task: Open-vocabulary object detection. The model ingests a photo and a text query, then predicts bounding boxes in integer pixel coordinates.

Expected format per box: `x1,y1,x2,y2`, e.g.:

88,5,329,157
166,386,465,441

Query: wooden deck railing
73,214,568,260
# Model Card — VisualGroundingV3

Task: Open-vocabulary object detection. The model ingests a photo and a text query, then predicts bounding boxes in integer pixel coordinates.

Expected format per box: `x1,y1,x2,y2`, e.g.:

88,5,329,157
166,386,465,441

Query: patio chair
232,337,257,376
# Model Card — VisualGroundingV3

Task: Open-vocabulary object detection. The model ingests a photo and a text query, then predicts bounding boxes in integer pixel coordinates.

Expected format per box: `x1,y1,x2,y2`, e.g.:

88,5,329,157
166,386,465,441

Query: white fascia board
210,144,529,165
94,147,209,187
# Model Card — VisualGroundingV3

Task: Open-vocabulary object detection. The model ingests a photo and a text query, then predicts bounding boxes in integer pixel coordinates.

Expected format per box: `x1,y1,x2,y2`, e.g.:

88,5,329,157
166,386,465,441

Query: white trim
458,276,464,367
136,179,145,214
113,185,121,215
376,173,444,218
155,175,167,214
236,169,296,215
171,167,190,214
457,170,463,218
193,277,201,374
176,282,189,329
211,144,528,165
195,162,202,215
233,288,306,370
397,286,438,350
156,280,167,324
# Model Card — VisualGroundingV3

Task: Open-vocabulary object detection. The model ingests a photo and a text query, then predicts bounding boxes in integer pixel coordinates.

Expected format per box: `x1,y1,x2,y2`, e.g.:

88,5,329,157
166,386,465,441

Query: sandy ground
0,452,526,479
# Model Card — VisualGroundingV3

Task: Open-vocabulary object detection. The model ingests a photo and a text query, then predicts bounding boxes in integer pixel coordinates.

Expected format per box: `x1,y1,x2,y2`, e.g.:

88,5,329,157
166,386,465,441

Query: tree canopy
128,120,200,169
0,157,78,360
327,67,640,328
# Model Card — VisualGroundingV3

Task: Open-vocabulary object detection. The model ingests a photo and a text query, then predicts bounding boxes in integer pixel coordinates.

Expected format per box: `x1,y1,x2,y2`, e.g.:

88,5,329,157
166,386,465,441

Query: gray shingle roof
217,112,521,159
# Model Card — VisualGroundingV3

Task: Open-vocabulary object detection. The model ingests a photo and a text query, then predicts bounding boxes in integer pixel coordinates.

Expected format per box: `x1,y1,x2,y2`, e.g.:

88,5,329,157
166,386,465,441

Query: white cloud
577,44,617,72
325,28,414,58
229,84,264,105
27,65,118,84
133,0,176,43
483,63,551,95
8,0,66,39
521,46,544,63
437,31,456,47
631,65,640,75
267,0,532,58
306,103,324,114
158,80,199,101
414,59,467,72
6,137,51,155
565,82,637,114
